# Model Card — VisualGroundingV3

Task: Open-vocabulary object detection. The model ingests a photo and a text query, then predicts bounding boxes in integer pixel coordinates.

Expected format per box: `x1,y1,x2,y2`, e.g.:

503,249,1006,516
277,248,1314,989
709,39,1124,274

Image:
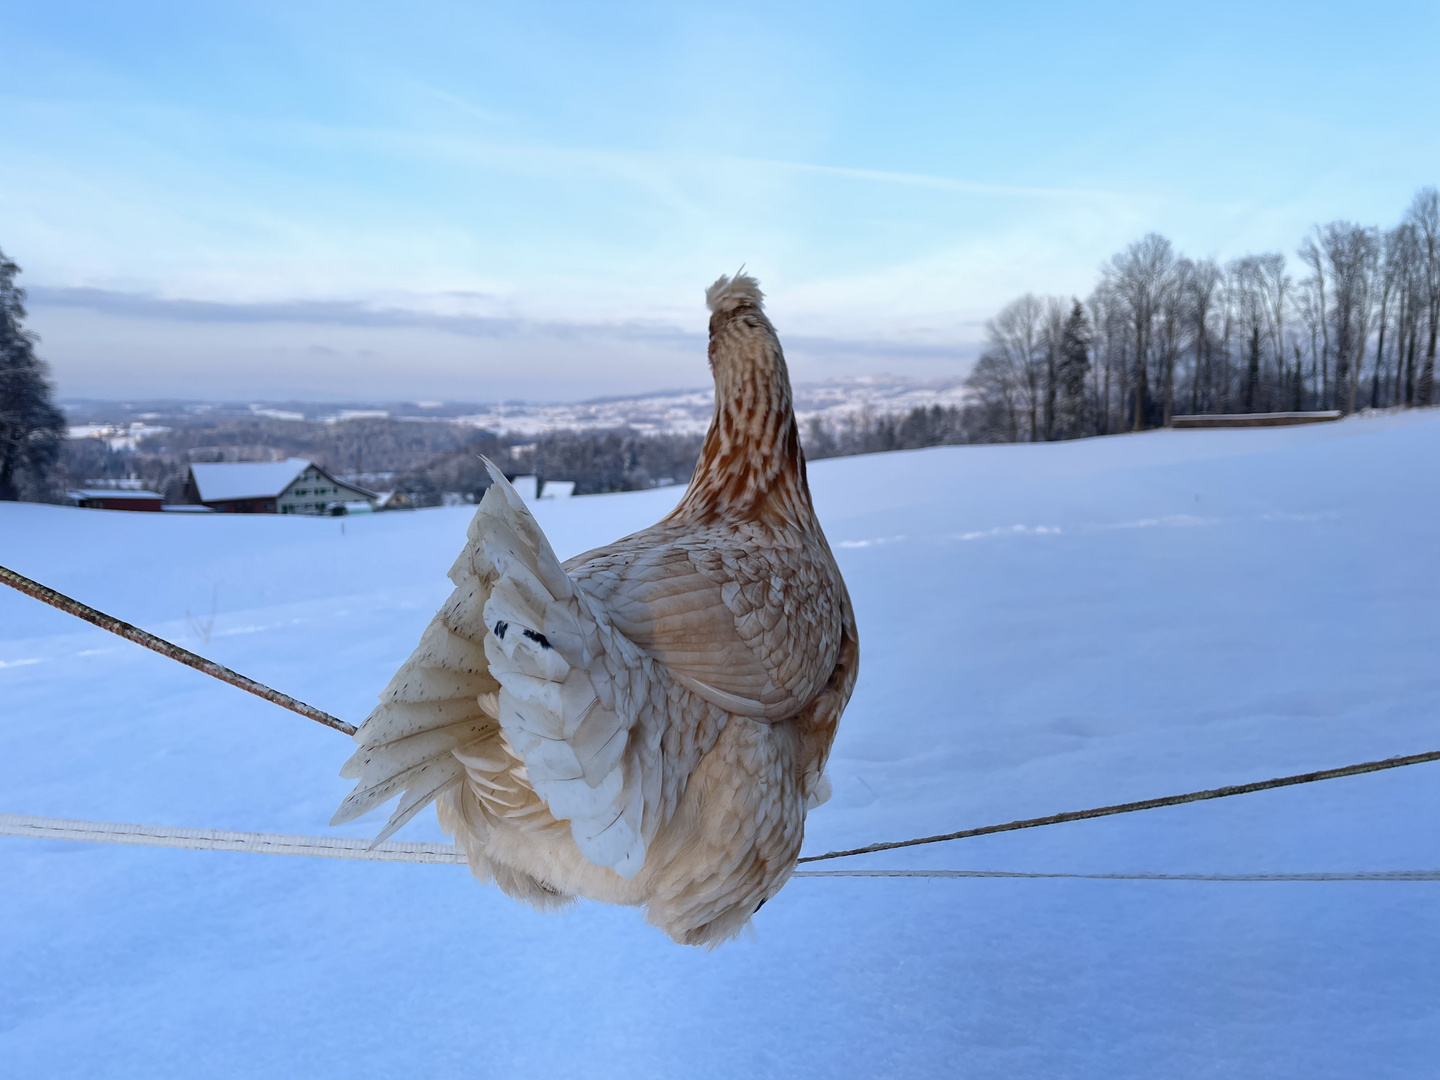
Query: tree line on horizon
962,186,1440,443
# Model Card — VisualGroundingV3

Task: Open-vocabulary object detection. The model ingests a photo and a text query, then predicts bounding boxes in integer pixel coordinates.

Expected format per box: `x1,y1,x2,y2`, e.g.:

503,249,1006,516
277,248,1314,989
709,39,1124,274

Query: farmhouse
375,490,415,510
187,459,382,515
66,489,165,512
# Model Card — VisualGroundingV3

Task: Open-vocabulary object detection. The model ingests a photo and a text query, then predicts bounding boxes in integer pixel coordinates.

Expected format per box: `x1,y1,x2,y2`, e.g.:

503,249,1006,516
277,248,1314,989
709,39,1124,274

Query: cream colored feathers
332,272,858,945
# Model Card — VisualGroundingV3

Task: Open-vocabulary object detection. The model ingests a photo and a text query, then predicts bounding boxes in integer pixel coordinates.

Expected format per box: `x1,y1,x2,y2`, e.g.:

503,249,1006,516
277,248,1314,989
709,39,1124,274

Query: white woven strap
0,813,465,864
2,814,1436,880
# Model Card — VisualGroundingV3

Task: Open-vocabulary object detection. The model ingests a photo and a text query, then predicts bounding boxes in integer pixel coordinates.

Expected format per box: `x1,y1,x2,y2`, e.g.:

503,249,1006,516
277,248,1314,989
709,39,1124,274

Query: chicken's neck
669,303,814,528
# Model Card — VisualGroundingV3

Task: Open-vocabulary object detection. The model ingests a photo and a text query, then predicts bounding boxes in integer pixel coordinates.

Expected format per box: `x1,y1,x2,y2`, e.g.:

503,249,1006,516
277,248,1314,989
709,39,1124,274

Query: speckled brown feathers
673,276,809,526
332,272,858,945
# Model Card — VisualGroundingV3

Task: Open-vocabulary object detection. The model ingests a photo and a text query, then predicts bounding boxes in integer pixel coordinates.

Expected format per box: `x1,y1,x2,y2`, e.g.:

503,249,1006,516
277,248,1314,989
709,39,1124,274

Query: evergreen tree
1054,300,1091,439
0,248,66,501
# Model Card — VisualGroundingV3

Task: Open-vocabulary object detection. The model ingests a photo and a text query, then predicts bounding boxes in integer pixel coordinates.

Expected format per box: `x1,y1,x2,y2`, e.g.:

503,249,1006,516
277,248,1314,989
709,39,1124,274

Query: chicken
331,273,859,945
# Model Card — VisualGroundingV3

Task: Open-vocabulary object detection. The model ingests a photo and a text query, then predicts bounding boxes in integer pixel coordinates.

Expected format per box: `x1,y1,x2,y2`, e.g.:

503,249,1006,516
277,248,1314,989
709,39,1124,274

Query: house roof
189,459,311,502
329,477,381,499
68,489,164,501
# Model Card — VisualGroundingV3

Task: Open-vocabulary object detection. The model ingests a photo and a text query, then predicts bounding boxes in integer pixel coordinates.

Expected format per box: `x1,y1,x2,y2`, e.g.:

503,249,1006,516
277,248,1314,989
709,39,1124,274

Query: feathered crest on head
705,269,764,315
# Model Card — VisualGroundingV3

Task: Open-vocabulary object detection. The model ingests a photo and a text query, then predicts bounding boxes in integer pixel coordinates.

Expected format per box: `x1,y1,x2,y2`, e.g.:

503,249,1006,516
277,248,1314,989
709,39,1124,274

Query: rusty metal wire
797,749,1440,863
0,563,356,737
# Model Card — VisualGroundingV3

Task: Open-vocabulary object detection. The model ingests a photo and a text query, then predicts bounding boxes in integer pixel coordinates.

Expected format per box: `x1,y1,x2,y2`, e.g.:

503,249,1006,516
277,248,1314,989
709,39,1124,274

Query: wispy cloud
761,159,1124,203
27,285,979,363
27,286,700,344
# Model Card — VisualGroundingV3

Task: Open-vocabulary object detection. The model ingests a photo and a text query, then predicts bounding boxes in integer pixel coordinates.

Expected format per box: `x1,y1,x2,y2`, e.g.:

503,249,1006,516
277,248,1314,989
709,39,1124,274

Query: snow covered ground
2,412,1438,1078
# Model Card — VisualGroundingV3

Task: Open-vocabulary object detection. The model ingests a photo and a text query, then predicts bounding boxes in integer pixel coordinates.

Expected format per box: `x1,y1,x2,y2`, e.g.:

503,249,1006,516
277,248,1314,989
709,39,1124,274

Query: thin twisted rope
0,564,355,736
796,748,1440,863
3,815,1435,881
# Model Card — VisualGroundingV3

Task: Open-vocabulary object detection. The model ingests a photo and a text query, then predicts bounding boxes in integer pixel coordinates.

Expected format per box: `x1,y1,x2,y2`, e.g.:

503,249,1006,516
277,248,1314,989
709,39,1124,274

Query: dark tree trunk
1132,328,1148,432
1419,321,1437,406
1372,317,1386,408
1405,328,1417,404
1244,326,1261,412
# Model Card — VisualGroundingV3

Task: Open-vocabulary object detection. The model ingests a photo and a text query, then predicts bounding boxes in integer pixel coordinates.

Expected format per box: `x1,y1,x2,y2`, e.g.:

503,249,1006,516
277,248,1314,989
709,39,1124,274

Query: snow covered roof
67,489,163,501
189,459,311,502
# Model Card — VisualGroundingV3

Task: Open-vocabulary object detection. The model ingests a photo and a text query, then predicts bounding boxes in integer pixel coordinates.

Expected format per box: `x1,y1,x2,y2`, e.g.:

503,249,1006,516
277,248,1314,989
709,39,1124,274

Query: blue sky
4,1,1437,400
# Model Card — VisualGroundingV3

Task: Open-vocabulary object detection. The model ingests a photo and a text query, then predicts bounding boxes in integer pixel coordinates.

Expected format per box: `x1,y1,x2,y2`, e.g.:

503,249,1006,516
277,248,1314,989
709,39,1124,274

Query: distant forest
964,186,1440,442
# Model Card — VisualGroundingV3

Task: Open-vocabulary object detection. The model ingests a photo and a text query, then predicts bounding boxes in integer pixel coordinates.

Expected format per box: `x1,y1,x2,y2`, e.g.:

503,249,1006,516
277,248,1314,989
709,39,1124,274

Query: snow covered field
2,412,1438,1078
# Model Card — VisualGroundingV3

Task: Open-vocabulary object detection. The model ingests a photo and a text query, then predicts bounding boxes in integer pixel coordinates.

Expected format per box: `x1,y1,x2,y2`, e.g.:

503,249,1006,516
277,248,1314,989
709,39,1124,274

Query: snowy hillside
62,375,972,439
448,375,971,436
2,412,1438,1078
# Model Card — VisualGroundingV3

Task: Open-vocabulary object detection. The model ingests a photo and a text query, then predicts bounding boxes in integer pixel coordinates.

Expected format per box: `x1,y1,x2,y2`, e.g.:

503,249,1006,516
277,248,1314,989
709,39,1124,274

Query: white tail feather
332,460,652,878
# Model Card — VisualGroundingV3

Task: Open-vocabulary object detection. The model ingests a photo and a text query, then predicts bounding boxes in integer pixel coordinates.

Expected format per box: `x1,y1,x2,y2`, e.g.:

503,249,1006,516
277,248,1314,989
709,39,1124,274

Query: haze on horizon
5,0,1437,402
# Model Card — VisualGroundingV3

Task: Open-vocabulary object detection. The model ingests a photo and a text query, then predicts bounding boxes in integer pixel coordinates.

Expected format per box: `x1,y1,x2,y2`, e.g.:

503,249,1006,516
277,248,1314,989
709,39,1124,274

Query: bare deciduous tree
1406,188,1440,404
1102,234,1176,431
1312,223,1379,415
1185,258,1223,414
1298,232,1332,408
985,294,1049,441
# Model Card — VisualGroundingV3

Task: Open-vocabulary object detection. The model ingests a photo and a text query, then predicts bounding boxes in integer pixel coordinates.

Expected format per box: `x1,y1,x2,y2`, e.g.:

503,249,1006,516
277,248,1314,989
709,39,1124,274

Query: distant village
57,405,698,513
66,457,576,514
55,382,974,513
